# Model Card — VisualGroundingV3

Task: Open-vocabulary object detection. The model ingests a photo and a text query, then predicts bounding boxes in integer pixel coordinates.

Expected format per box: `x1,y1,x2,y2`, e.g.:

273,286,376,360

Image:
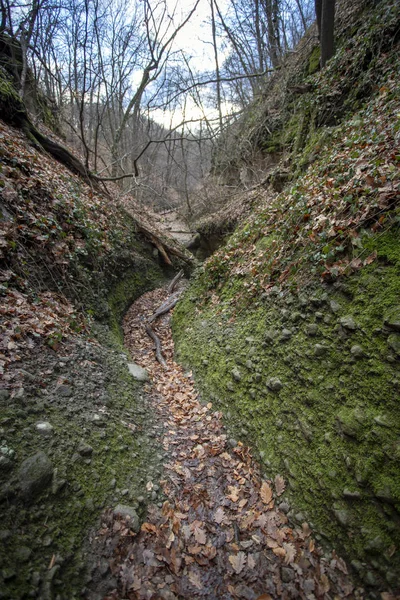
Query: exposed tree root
145,323,167,368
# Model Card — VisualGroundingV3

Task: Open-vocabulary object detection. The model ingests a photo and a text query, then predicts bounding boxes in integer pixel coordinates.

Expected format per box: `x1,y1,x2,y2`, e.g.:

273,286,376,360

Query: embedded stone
384,308,400,332
340,316,357,330
264,330,277,343
127,363,149,382
373,415,392,430
35,422,54,436
231,367,241,382
314,344,328,357
112,504,140,532
266,377,283,391
334,509,351,526
350,345,364,358
281,328,292,341
281,567,295,582
305,324,318,337
56,384,72,397
18,451,53,500
330,300,341,313
77,442,93,456
343,488,361,499
387,334,400,355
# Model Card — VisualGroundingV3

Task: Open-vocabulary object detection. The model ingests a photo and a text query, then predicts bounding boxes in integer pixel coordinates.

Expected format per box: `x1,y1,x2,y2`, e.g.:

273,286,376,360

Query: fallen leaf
214,507,225,524
283,542,296,564
229,551,246,574
227,485,240,502
274,475,285,496
188,570,202,590
260,481,273,504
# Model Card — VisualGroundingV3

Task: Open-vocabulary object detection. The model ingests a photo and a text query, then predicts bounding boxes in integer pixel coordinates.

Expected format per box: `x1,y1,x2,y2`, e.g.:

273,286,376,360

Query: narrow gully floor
97,285,361,600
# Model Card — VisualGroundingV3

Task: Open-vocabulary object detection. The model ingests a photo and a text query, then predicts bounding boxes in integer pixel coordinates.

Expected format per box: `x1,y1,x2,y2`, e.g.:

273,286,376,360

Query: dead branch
136,223,193,264
145,323,167,368
148,291,181,323
167,270,184,294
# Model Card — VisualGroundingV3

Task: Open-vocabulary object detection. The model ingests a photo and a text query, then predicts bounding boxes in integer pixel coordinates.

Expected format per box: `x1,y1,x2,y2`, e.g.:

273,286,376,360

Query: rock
18,451,54,500
127,363,149,382
264,330,277,343
78,442,94,456
279,501,290,514
56,384,72,397
343,489,361,499
15,546,32,562
330,300,341,313
113,504,140,532
231,367,241,382
0,455,13,472
387,334,400,355
266,377,283,391
281,567,295,582
350,345,364,358
334,509,351,527
373,414,392,428
314,344,328,357
305,324,318,337
281,328,292,341
384,308,400,332
91,413,105,427
340,316,357,330
35,422,54,436
228,438,238,449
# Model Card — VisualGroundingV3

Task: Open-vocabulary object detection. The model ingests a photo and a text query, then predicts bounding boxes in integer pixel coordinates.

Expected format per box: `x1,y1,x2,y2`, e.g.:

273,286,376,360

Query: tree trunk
320,0,335,67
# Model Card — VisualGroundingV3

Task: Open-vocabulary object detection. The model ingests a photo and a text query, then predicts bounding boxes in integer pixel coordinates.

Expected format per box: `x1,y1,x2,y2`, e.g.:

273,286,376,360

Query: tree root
145,274,185,367
145,323,167,369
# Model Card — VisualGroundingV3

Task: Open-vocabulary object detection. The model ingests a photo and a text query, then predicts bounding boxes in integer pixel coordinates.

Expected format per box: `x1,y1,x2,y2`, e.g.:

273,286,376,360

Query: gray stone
330,300,341,313
266,377,283,391
279,502,290,514
18,451,54,500
340,316,357,330
15,546,32,562
314,344,328,357
113,504,140,532
35,422,54,436
387,334,400,355
281,329,292,341
78,442,93,456
56,384,72,397
315,312,324,320
0,455,13,472
350,345,364,358
231,367,241,382
334,509,351,526
305,324,318,337
91,413,105,426
281,567,295,582
264,330,277,343
373,414,392,429
384,308,400,332
343,489,361,499
127,363,149,382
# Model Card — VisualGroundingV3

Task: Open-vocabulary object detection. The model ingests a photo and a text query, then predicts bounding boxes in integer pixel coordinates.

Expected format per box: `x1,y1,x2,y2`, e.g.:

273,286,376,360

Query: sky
150,0,234,129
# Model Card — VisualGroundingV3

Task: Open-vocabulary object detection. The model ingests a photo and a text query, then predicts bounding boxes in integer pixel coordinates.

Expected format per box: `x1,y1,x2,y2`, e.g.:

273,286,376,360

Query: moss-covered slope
172,4,400,593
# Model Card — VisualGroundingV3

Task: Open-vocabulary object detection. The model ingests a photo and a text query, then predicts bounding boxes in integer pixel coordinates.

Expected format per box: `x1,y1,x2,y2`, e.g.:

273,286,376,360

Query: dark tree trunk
314,0,335,68
320,0,335,67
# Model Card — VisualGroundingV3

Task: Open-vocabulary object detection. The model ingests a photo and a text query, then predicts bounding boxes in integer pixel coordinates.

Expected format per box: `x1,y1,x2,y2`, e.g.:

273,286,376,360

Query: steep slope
0,76,189,597
173,0,400,594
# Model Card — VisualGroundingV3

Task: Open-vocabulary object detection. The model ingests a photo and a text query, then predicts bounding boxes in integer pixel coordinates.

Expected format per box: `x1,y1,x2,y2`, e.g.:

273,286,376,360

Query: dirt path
99,285,360,600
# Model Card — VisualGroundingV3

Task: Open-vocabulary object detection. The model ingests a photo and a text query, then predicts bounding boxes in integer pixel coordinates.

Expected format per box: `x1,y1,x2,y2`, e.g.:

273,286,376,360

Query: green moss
308,45,321,75
173,230,400,585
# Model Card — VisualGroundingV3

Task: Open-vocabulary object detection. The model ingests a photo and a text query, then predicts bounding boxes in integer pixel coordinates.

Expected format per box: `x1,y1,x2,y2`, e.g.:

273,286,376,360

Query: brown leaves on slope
96,286,358,600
